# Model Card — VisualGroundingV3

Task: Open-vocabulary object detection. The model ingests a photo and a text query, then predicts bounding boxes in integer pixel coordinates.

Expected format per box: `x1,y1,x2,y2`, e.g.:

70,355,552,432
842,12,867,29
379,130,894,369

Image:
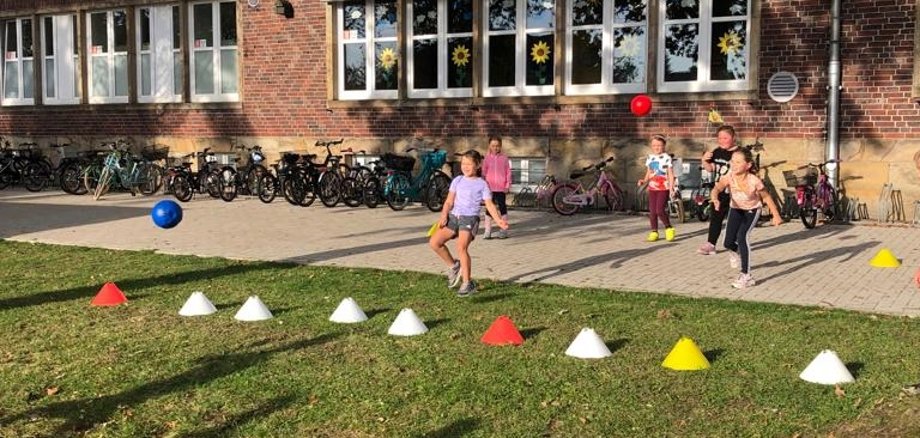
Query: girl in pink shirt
481,136,512,239
710,148,782,289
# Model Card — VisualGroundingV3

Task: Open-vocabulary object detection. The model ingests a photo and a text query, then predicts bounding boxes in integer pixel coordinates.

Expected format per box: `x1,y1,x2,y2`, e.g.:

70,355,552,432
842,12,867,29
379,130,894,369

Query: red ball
630,94,652,117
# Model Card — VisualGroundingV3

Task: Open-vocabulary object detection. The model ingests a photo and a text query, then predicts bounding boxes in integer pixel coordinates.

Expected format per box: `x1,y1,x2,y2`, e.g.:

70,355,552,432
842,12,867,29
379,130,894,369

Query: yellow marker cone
869,248,901,268
662,337,711,371
426,221,440,237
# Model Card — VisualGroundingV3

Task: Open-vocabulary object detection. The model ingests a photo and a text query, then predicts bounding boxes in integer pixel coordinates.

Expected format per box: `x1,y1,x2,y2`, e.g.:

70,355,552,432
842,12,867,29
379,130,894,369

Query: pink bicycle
784,159,839,229
551,157,625,215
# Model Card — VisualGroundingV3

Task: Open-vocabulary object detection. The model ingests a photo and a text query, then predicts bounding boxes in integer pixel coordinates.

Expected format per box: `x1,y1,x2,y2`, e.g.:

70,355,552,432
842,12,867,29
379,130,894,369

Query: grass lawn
1,240,920,437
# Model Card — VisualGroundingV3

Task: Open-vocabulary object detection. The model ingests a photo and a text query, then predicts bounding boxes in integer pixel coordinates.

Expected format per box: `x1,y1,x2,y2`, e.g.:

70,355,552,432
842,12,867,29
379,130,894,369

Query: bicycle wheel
23,161,49,192
218,168,238,202
425,172,451,212
800,196,818,229
822,187,839,222
385,173,411,211
551,183,580,216
60,163,85,194
341,176,363,207
204,169,222,198
363,177,381,208
138,163,160,196
93,167,111,200
318,171,343,207
244,164,268,196
257,173,277,203
299,171,317,207
602,182,625,212
173,175,193,202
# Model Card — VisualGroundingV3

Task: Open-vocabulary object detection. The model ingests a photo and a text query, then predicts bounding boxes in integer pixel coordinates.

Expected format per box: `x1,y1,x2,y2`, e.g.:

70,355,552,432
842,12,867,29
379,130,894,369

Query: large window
408,0,473,98
338,0,398,100
566,0,647,95
2,18,34,106
657,0,749,92
41,15,81,105
138,5,182,103
510,157,546,191
483,0,556,96
190,1,238,102
87,9,129,103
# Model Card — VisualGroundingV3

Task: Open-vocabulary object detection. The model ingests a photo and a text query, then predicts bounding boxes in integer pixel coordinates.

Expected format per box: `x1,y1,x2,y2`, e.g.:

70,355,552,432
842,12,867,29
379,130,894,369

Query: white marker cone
179,291,218,317
234,296,274,321
387,308,428,336
565,328,613,359
329,297,368,323
799,350,855,385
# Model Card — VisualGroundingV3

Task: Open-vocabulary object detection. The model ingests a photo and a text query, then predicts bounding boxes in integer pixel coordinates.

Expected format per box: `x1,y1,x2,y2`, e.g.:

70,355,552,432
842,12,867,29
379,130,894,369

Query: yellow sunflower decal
451,45,470,68
708,108,724,125
717,31,742,56
530,41,551,64
378,47,397,71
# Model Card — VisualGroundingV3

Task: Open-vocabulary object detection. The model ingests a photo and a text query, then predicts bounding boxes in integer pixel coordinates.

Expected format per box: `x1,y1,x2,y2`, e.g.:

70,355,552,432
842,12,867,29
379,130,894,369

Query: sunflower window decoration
451,44,470,87
530,40,551,85
717,30,742,56
377,47,397,89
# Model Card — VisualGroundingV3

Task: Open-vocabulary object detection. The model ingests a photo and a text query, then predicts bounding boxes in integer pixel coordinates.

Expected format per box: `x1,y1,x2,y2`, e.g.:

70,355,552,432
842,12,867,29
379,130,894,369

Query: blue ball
151,200,183,229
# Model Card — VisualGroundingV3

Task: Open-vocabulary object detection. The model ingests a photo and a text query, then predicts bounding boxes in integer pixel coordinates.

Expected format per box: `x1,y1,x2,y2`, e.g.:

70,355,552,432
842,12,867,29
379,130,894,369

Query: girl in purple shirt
429,150,508,297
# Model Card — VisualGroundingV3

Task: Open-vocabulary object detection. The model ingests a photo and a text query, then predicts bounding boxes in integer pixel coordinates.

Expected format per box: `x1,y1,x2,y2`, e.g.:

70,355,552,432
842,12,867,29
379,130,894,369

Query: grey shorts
446,214,480,238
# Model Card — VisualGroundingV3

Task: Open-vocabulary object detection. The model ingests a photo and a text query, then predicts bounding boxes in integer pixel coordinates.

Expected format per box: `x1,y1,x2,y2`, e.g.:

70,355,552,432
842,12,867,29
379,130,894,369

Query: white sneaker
729,252,740,270
732,273,756,289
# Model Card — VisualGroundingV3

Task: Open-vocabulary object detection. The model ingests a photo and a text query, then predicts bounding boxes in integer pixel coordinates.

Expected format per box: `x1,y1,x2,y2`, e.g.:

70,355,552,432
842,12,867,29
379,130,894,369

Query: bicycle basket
141,145,170,161
782,168,817,186
421,150,447,169
382,153,415,172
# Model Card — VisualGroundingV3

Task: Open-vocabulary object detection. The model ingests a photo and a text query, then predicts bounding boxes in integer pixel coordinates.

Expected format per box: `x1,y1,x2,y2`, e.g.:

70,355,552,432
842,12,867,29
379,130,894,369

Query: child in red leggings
638,134,677,242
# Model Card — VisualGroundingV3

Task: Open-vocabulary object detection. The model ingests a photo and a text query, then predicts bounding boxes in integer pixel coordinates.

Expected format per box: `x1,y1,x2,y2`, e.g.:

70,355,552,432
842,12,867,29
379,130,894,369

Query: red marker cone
481,315,524,346
90,282,128,306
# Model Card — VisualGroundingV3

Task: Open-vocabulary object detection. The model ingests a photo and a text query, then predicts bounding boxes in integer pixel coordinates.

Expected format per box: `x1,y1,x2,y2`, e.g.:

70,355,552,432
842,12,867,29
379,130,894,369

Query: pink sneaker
732,273,756,289
697,242,716,255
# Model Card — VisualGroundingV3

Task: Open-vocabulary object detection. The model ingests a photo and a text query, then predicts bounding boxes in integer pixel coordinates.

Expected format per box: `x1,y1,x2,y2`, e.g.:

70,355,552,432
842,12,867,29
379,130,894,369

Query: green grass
1,240,918,437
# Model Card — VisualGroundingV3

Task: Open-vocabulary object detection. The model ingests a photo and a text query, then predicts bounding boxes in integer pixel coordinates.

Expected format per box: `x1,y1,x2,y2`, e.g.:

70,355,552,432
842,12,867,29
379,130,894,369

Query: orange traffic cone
481,315,524,346
90,282,128,307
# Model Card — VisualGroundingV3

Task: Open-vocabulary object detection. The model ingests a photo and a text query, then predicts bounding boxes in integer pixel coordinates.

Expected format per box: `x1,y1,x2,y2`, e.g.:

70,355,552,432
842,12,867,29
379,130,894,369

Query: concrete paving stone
2,189,920,316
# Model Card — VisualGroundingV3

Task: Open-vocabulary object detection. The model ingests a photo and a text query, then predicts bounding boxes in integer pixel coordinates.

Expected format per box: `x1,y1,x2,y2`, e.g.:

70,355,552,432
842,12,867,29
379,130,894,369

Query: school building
1,0,919,219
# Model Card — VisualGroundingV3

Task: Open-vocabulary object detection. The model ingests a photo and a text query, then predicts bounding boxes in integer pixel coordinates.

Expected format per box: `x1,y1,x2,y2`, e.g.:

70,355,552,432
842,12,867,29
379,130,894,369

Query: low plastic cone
179,291,217,317
481,315,524,346
90,282,128,306
387,308,428,336
565,328,612,359
329,297,368,323
799,350,855,385
662,337,710,371
426,221,440,237
234,296,273,321
869,248,900,268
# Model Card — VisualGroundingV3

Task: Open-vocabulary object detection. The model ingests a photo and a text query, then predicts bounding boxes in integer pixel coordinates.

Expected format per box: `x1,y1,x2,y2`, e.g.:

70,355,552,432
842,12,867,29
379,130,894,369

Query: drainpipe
826,0,842,186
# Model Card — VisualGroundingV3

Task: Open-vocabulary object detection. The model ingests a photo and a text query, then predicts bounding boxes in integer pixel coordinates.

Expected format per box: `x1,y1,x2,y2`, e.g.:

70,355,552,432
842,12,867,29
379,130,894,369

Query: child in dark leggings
710,148,782,289
697,125,740,255
638,134,677,242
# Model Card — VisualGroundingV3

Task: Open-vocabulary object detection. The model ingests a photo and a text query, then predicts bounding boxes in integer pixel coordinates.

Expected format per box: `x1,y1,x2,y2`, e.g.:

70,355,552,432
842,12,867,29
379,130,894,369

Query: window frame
337,0,399,101
406,0,474,98
2,17,35,106
509,156,547,192
41,14,81,106
137,4,182,103
189,0,239,103
564,0,648,96
656,0,751,93
86,9,129,104
482,0,557,97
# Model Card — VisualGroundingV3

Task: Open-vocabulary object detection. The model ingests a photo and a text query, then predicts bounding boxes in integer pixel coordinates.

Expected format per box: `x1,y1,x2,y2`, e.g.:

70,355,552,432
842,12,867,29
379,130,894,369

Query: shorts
446,214,480,239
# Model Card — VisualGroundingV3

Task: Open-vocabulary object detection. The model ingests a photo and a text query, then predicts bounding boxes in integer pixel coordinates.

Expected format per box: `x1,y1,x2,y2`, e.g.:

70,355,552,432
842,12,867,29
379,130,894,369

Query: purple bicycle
551,157,625,215
785,159,839,229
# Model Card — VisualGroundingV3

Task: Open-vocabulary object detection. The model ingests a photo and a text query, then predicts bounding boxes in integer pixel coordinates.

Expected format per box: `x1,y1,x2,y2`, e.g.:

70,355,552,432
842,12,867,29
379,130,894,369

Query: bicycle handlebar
315,138,344,147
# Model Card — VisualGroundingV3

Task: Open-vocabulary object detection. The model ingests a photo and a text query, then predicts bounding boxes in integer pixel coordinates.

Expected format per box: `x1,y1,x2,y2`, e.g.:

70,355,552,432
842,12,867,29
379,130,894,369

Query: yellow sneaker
665,227,676,241
647,231,659,242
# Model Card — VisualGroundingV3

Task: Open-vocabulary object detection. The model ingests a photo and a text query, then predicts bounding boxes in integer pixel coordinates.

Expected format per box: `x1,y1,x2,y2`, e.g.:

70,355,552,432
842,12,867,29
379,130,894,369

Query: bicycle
217,143,267,202
550,157,625,216
784,159,839,229
86,140,160,200
168,148,223,202
382,147,451,212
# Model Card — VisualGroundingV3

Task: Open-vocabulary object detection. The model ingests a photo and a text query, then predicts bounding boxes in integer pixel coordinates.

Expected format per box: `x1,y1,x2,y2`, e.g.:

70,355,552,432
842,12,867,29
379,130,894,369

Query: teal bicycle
383,147,450,212
86,141,159,200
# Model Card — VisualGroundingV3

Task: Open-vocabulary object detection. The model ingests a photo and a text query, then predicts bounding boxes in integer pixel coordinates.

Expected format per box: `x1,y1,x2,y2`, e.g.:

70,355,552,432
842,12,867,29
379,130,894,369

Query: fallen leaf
657,309,672,320
45,386,59,396
834,384,846,398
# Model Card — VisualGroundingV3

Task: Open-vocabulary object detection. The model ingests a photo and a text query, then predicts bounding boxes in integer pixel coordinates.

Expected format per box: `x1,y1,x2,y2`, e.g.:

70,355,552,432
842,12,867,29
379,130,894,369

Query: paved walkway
1,190,919,316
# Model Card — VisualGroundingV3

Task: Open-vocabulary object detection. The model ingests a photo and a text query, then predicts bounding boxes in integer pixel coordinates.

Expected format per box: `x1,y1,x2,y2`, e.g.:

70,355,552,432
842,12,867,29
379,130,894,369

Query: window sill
0,102,244,111
326,90,758,109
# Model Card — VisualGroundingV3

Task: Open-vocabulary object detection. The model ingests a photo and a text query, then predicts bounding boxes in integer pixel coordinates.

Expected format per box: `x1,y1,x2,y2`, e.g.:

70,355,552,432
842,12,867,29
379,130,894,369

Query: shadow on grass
183,395,297,438
846,362,865,380
365,307,393,319
606,338,629,354
426,318,451,330
1,333,340,435
704,348,725,363
416,417,479,438
0,262,288,312
520,326,546,340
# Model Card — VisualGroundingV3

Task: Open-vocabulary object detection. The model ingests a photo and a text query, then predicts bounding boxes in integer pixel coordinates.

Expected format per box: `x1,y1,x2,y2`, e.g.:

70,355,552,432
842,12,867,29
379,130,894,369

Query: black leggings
707,191,732,245
492,192,507,216
724,207,760,274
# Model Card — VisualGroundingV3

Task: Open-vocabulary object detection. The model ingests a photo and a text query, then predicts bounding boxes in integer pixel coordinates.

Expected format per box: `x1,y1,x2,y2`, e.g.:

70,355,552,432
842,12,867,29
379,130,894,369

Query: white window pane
23,60,33,98
664,24,698,82
45,59,55,97
91,57,109,96
220,48,237,93
614,26,646,84
91,13,108,53
194,51,214,94
526,0,554,29
174,52,182,95
193,4,213,47
4,61,18,98
343,43,366,90
114,54,128,96
141,53,151,95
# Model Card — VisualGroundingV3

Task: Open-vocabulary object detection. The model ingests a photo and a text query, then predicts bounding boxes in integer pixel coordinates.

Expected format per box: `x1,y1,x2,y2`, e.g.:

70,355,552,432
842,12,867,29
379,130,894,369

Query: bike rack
877,183,893,224
913,200,920,227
